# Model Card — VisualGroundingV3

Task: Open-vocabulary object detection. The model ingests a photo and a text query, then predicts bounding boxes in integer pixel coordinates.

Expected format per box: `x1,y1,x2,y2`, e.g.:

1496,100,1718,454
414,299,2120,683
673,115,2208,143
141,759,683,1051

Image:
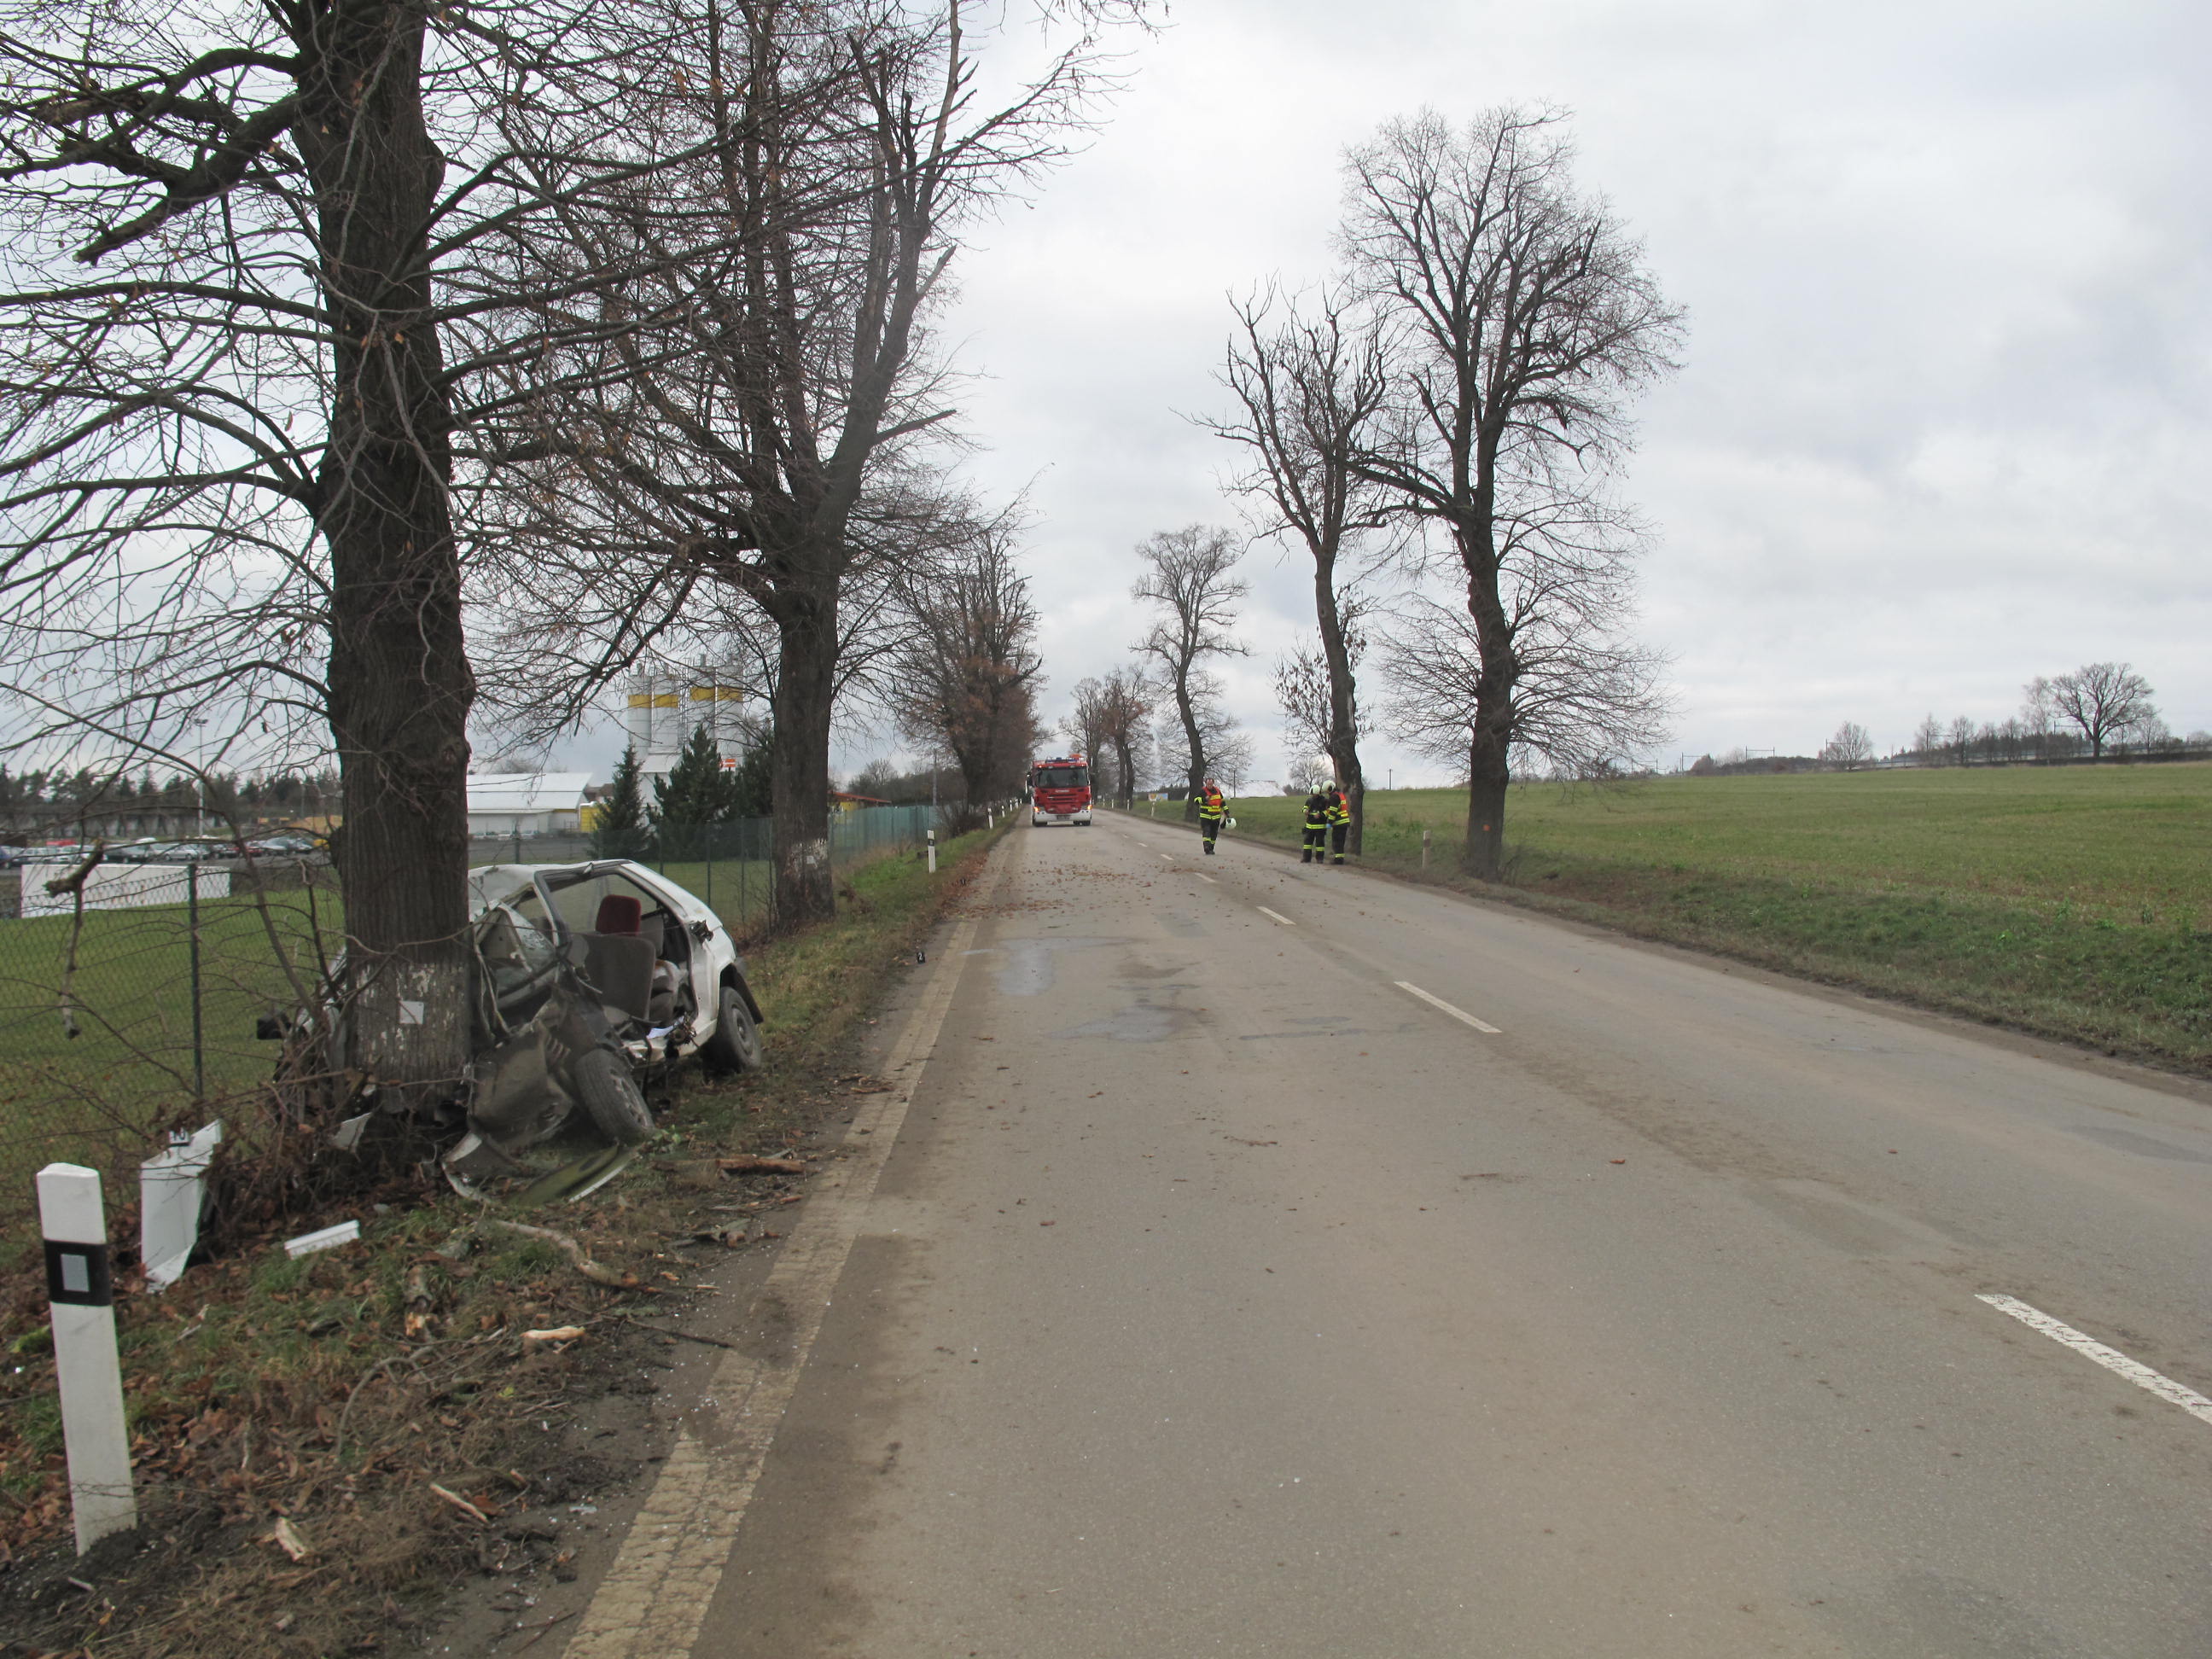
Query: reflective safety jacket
1325,789,1350,826
1303,791,1332,830
1197,788,1226,822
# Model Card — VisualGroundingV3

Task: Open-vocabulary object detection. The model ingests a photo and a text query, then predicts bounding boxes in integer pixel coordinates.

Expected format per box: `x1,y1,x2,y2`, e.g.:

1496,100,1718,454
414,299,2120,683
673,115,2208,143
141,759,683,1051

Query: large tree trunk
304,1,474,1102
1313,562,1365,856
1456,495,1516,882
769,580,839,925
1462,728,1509,880
1176,677,1204,823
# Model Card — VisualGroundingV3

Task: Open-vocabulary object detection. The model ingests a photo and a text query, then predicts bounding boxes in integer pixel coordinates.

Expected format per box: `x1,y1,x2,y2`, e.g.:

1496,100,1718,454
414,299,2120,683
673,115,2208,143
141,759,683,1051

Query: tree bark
1462,730,1509,881
1455,488,1516,882
1176,677,1205,823
1313,561,1365,856
302,0,474,1100
769,580,839,925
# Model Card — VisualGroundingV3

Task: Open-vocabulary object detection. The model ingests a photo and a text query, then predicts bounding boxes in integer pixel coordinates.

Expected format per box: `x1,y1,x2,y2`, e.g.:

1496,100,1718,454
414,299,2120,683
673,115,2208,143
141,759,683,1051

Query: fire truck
1027,754,1093,827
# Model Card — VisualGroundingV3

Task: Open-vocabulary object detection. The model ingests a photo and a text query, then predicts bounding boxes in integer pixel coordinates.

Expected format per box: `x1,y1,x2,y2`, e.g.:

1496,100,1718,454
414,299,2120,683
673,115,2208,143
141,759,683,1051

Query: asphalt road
650,818,2212,1657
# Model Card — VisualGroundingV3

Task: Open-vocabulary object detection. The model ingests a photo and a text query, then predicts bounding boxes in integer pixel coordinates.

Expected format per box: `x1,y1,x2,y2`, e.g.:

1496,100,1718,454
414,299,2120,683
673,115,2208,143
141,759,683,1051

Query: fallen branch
486,1220,648,1291
428,1481,490,1524
716,1155,808,1175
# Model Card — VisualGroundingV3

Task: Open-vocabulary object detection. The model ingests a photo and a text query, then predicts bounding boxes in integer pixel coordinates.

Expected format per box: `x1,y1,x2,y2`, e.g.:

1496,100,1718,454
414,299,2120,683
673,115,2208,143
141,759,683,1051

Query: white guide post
926,829,937,874
1422,829,1431,870
37,1163,137,1553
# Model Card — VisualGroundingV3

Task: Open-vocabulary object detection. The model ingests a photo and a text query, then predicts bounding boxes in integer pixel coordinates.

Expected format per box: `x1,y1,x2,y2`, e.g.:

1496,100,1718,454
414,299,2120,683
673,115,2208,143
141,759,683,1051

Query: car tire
573,1047,656,1144
701,981,765,1074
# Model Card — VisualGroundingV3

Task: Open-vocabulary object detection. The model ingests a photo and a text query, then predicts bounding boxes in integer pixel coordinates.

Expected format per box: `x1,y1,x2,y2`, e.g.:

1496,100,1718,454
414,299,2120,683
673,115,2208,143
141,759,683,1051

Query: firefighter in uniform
1196,778,1226,853
1326,783,1351,864
1301,785,1331,864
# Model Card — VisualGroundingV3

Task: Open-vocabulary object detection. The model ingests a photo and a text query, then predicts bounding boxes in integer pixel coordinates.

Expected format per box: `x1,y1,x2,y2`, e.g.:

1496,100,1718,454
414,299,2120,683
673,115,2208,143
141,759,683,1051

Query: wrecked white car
269,859,766,1185
445,860,765,1181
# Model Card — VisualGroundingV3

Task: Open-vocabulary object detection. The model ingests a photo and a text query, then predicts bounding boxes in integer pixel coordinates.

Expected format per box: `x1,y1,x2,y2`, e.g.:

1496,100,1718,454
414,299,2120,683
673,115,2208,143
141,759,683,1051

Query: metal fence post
187,863,204,1101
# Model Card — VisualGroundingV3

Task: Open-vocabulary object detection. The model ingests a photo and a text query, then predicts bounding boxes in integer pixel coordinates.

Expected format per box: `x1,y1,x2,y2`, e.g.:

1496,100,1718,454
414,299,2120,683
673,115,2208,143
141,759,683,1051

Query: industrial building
464,772,594,838
626,668,754,777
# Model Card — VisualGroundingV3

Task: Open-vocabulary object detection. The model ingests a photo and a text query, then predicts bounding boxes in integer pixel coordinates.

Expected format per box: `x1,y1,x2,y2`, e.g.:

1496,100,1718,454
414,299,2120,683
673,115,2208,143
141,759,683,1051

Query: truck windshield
1036,767,1089,789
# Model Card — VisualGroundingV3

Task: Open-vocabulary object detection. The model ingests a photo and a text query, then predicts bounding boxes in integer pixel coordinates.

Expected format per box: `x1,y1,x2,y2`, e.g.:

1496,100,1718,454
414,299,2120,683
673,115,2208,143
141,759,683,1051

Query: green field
1134,765,2212,1068
0,886,340,1210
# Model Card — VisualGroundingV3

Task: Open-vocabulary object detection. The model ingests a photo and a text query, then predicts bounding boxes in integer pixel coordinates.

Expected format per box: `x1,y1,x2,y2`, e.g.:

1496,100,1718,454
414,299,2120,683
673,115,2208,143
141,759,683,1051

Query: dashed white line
1256,906,1296,927
1394,981,1501,1034
1160,853,1175,862
1196,873,1218,884
1976,1295,2212,1427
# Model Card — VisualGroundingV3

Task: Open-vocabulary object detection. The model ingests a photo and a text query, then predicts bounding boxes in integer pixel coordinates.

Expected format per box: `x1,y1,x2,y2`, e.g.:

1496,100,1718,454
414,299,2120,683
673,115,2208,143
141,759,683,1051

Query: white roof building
466,771,594,837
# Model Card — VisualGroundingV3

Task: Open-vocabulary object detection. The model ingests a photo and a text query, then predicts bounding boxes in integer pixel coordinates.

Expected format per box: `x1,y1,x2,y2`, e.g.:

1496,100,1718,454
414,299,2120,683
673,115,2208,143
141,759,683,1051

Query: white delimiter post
37,1164,137,1553
926,829,937,875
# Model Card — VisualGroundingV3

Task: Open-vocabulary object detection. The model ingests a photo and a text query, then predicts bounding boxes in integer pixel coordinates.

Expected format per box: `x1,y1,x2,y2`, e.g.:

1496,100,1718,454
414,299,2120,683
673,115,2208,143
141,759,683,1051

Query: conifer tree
591,746,653,859
729,730,775,821
650,725,740,859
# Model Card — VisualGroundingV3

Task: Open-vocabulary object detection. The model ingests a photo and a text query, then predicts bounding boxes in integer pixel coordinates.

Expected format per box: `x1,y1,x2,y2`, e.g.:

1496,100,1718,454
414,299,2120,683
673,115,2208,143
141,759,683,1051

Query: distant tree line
1800,663,2204,776
1,764,341,838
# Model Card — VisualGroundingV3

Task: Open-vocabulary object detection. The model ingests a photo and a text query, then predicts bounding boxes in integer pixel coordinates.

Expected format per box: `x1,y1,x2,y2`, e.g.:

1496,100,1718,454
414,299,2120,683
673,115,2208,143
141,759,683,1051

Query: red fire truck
1027,754,1093,827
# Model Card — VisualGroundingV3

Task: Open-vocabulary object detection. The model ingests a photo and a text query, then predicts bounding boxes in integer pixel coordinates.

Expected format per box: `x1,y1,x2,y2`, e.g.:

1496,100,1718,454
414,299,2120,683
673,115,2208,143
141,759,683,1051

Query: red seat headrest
595,894,643,935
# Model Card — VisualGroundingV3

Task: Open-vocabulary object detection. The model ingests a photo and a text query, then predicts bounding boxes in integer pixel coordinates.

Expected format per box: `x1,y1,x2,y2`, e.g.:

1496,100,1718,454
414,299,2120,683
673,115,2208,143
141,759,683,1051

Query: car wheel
573,1047,656,1144
701,981,765,1074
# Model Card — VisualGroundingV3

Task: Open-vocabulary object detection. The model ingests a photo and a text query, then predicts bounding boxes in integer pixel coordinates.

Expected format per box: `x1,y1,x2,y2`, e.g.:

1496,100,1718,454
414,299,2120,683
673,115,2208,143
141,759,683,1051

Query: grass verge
0,821,1006,1656
1129,767,2212,1072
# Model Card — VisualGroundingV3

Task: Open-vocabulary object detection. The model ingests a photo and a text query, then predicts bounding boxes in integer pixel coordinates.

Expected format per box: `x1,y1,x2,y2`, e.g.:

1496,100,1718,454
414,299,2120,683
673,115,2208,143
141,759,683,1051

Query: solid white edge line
1976,1295,2212,1427
1256,906,1296,927
1394,980,1501,1034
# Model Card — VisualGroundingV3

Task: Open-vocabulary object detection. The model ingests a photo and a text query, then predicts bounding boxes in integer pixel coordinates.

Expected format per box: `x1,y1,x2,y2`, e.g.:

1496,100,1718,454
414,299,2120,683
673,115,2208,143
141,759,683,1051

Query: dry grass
0,822,1007,1656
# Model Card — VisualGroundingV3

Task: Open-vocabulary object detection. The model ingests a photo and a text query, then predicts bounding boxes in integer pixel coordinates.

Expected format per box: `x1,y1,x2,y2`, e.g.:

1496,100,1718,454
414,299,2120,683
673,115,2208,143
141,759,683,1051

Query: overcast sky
890,0,2208,787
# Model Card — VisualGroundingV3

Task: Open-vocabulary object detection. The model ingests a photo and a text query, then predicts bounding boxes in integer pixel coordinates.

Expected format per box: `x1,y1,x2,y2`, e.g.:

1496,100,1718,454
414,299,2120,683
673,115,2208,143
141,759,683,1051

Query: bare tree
2047,662,2158,761
0,0,754,1097
466,0,1123,923
1093,665,1154,805
1210,726,1257,796
889,519,1044,826
1911,713,1945,764
1209,284,1388,851
1821,721,1874,771
1062,678,1115,795
1152,677,1241,795
1380,587,1669,785
1131,526,1248,820
1274,648,1334,764
1340,106,1682,876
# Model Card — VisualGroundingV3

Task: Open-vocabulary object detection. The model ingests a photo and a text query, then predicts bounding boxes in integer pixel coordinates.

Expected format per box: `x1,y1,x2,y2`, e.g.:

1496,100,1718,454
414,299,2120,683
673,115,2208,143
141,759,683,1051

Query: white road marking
1976,1295,2212,1427
1196,873,1218,884
1256,906,1297,927
1160,853,1174,862
565,884,993,1656
1394,981,1501,1034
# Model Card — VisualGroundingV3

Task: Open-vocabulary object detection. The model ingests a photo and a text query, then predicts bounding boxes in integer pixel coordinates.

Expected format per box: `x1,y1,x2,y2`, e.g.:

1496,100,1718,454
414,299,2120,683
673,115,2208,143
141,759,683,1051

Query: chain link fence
0,805,943,1241
0,858,338,1249
470,803,942,938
